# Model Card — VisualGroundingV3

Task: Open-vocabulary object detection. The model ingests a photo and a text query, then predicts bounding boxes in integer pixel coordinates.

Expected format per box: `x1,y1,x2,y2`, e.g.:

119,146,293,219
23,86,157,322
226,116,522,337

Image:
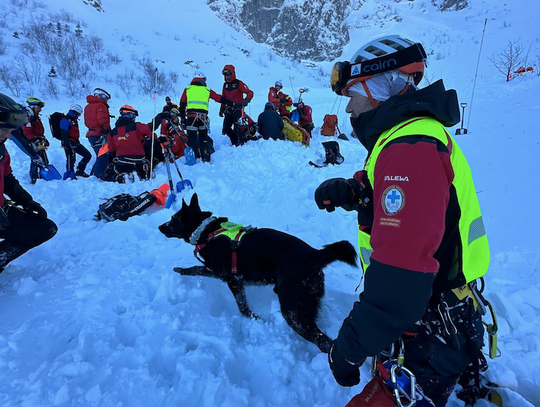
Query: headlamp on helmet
330,39,427,96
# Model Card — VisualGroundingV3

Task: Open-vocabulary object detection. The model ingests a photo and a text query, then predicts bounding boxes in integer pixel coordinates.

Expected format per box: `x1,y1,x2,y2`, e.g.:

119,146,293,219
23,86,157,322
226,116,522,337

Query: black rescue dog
159,193,357,353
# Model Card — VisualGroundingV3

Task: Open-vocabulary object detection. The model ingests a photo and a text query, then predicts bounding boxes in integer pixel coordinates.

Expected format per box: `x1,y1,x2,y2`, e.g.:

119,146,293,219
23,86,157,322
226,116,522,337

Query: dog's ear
189,193,200,210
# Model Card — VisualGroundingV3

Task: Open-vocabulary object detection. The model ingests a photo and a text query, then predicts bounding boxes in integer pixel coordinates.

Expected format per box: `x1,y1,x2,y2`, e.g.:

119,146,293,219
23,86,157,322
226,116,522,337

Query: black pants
88,135,107,176
143,138,165,167
302,122,315,136
402,292,485,406
222,110,244,146
186,115,213,162
0,205,57,270
65,141,92,173
113,155,150,181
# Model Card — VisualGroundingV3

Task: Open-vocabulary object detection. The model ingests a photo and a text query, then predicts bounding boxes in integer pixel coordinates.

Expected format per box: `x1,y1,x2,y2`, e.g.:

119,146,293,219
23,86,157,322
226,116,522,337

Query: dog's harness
190,217,253,273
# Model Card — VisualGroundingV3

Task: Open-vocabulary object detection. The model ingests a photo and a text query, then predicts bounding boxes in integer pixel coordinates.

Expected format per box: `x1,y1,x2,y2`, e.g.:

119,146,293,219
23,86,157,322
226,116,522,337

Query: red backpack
321,114,338,136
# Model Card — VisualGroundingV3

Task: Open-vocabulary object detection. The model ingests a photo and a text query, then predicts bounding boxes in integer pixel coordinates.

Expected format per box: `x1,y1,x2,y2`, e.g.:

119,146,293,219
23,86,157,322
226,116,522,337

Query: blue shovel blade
185,148,196,166
40,165,62,181
176,179,193,192
165,193,177,209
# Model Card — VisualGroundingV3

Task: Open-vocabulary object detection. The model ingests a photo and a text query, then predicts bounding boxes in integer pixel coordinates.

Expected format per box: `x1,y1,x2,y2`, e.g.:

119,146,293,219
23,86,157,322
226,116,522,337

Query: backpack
95,192,157,222
49,112,65,140
321,114,339,136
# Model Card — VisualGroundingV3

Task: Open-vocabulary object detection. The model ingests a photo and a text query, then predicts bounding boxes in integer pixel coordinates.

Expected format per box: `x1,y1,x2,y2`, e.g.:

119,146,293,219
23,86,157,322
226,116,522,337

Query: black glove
328,342,362,387
242,99,250,107
0,207,9,231
219,107,225,117
25,201,47,219
315,178,359,212
162,111,172,118
158,136,168,143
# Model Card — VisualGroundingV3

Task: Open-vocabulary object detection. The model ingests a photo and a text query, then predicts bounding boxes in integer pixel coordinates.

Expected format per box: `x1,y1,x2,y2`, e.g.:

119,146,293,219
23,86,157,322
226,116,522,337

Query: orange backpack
321,114,338,136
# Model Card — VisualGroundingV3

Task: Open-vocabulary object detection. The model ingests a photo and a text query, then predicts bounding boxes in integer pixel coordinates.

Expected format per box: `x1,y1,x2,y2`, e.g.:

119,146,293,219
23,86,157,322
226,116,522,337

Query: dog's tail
318,240,358,268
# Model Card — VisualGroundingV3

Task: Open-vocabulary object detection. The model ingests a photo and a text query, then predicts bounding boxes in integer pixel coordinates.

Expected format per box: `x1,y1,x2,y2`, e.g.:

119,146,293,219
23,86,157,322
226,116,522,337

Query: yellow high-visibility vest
186,85,210,111
358,116,489,283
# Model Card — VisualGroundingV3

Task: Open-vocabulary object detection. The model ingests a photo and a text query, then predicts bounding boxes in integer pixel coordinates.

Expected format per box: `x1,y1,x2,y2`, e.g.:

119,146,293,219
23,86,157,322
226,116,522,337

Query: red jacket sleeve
210,89,223,103
180,89,187,104
370,140,454,272
239,81,254,101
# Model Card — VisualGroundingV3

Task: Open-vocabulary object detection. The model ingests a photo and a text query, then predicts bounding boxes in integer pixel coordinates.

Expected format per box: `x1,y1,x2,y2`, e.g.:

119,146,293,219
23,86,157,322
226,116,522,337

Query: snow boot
75,170,90,178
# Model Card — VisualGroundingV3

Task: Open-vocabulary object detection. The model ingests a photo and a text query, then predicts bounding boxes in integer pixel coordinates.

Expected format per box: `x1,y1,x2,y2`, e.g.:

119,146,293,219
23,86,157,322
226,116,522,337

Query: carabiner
390,364,417,407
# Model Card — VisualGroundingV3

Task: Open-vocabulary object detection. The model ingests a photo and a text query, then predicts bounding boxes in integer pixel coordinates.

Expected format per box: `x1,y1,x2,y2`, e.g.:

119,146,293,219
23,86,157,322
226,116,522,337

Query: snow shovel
39,164,62,180
163,142,193,192
171,126,196,166
163,155,177,209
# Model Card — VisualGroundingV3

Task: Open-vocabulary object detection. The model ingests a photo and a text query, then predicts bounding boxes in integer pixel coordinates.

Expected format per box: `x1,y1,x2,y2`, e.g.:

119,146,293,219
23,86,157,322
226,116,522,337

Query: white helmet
93,87,111,100
350,35,417,63
70,104,83,115
331,34,426,96
193,71,207,81
275,80,283,88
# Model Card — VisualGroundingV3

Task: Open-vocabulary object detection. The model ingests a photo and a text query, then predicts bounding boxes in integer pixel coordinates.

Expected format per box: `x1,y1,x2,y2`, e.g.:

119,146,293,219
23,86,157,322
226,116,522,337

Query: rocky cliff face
207,0,363,62
206,0,467,61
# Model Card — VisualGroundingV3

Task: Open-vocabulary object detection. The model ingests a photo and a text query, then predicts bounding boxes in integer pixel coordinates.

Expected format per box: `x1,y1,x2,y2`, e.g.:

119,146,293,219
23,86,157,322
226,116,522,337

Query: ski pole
150,67,158,176
288,76,296,101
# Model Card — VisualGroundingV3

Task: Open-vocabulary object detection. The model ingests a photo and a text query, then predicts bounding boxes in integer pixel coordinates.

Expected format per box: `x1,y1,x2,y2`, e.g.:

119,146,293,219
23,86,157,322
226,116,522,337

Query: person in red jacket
219,64,254,146
159,107,187,159
22,97,50,183
268,80,283,109
294,100,314,136
84,88,112,156
60,104,92,180
163,96,178,112
315,35,491,406
277,91,293,118
0,93,57,273
108,105,169,182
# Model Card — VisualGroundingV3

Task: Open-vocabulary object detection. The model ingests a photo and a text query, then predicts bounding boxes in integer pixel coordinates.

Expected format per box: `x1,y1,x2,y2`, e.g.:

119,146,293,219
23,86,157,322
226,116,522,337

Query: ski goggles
222,69,232,77
330,43,427,95
0,110,28,129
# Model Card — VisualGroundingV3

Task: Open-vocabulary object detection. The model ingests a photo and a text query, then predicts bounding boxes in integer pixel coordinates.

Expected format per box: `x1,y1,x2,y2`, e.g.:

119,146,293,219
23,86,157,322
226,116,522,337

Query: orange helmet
119,105,138,117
